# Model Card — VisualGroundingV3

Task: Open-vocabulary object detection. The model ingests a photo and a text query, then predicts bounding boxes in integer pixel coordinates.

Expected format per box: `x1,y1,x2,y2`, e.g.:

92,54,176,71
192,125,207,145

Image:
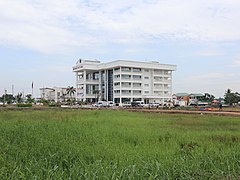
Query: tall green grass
0,109,240,179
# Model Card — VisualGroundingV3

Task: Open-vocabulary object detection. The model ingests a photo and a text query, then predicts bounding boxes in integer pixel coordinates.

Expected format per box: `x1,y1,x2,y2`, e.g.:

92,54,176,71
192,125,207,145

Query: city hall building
73,59,176,105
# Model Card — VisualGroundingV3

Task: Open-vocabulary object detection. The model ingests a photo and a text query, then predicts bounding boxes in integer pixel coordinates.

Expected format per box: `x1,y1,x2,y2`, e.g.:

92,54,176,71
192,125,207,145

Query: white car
108,101,114,107
131,101,147,107
148,103,160,108
122,102,131,107
95,101,109,107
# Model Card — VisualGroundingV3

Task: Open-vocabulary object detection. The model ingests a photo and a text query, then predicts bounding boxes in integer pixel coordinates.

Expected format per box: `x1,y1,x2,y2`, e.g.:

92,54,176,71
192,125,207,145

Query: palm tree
16,93,23,103
224,88,239,106
66,86,76,104
26,94,34,104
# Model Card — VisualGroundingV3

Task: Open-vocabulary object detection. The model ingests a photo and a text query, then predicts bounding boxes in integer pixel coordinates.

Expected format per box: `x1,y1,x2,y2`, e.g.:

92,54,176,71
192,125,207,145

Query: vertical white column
119,67,122,104
105,69,108,101
76,72,78,100
83,70,86,101
170,71,173,101
55,88,57,102
99,70,101,100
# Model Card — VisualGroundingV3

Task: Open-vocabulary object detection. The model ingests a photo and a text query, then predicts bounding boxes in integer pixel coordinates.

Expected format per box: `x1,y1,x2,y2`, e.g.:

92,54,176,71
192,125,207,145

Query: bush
48,102,61,107
16,103,32,107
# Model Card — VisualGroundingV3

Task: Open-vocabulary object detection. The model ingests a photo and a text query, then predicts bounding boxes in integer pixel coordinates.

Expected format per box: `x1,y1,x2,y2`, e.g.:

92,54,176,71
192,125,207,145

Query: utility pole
31,81,34,97
12,85,14,96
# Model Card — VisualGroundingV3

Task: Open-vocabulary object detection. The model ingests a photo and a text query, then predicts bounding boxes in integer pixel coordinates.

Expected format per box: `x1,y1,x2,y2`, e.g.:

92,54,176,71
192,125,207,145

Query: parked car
108,101,114,107
131,101,146,107
122,102,131,107
148,103,160,108
94,101,109,107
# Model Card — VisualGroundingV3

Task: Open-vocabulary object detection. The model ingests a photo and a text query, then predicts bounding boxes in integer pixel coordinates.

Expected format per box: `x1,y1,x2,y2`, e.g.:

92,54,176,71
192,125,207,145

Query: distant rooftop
174,93,189,96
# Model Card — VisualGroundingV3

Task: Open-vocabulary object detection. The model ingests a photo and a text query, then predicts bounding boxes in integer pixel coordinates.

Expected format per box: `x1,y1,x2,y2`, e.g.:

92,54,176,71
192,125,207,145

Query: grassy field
0,109,240,179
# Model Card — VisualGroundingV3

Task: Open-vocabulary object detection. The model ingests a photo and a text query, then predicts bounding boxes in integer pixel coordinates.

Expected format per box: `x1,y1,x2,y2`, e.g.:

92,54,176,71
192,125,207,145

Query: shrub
48,102,61,107
16,103,32,107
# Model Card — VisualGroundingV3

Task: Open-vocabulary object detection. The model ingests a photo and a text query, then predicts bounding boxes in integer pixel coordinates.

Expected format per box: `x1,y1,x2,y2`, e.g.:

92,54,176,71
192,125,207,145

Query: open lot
0,109,240,179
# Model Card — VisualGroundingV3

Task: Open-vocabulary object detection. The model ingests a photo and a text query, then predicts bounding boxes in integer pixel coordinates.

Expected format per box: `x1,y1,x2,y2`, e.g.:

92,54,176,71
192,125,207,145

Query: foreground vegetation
0,109,240,179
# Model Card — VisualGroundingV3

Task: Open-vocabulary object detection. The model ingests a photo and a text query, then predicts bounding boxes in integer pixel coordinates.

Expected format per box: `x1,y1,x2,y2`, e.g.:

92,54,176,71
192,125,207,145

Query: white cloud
231,59,240,67
0,0,96,53
0,0,240,54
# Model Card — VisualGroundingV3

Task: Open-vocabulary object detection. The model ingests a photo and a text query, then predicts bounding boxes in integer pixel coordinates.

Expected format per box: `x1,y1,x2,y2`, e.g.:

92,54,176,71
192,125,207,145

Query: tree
66,86,76,97
224,89,240,106
202,93,215,102
66,86,76,104
26,94,35,104
16,93,23,103
1,94,14,104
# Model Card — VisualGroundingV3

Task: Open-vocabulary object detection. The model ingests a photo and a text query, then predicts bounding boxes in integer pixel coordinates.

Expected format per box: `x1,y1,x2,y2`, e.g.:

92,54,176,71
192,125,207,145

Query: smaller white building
39,87,73,102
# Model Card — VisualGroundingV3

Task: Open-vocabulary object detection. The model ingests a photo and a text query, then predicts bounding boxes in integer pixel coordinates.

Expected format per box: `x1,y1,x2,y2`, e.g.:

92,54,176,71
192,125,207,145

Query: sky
0,0,240,98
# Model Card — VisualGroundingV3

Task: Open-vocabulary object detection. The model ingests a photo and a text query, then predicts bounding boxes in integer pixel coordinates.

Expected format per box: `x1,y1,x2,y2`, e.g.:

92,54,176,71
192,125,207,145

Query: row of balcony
113,77,171,82
114,86,171,90
114,69,171,74
83,91,171,97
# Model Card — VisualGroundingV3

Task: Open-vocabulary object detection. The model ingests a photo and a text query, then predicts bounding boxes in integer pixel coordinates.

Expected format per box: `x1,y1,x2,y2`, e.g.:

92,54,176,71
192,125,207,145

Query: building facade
172,93,205,106
73,59,177,105
39,87,73,102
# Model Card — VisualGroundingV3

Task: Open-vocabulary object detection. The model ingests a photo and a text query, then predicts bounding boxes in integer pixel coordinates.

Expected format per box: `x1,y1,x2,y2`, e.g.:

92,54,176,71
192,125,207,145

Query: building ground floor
80,96,172,106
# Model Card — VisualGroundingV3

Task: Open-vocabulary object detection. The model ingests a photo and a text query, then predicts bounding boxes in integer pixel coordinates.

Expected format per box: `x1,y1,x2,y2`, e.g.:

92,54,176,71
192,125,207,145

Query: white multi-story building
73,59,177,105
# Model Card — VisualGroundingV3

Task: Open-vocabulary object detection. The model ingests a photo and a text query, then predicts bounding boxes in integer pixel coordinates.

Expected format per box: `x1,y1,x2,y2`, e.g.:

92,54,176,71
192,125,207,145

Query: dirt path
1,106,240,117
126,109,240,117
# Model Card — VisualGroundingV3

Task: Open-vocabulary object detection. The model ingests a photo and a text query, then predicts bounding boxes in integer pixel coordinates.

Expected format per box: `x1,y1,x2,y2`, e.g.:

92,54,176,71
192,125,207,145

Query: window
164,84,170,88
154,91,162,95
144,69,149,72
144,84,149,87
122,82,131,87
164,91,169,95
122,75,131,79
144,76,149,79
154,77,162,81
144,91,149,94
164,70,171,75
122,67,131,71
154,69,162,74
122,90,131,94
133,68,141,72
78,75,83,80
133,75,141,80
133,83,141,87
133,90,141,95
154,84,162,88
